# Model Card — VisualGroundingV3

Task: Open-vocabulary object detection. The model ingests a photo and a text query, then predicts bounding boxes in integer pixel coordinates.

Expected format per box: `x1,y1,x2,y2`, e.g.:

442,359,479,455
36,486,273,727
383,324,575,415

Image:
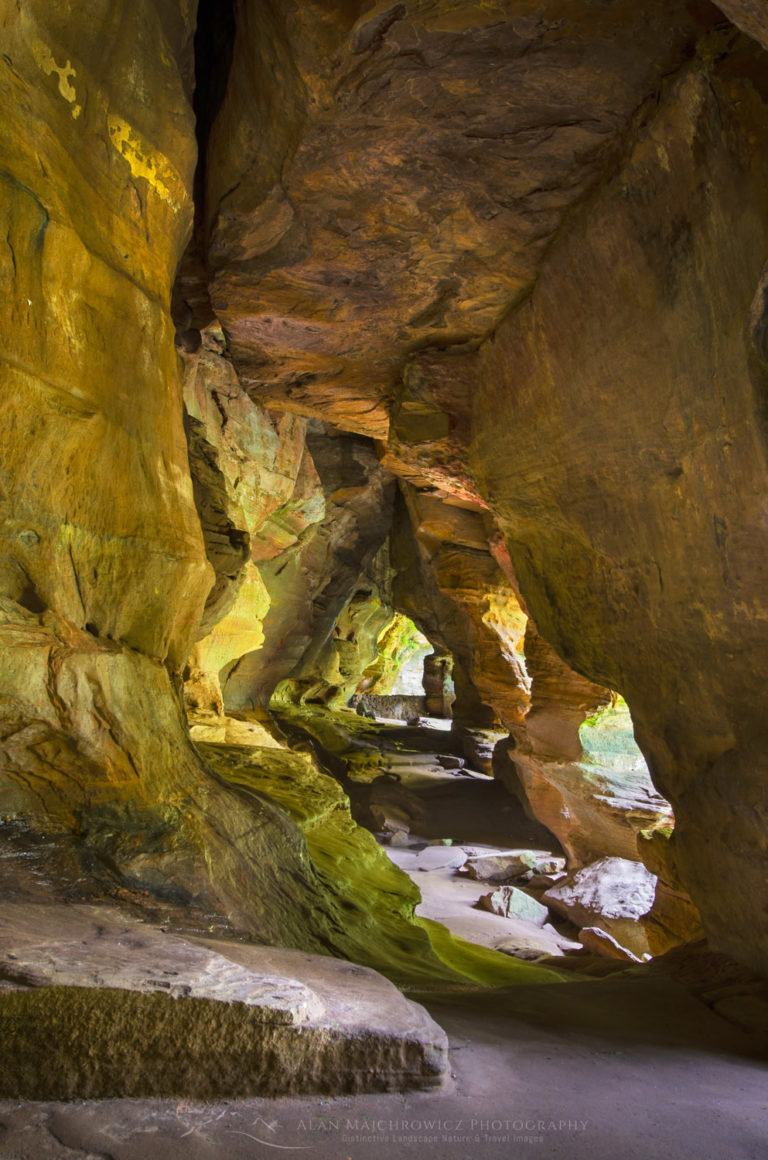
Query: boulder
465,851,565,883
579,927,643,963
495,924,581,962
415,846,468,872
543,857,658,958
527,872,568,890
476,887,550,927
388,830,414,848
0,902,449,1099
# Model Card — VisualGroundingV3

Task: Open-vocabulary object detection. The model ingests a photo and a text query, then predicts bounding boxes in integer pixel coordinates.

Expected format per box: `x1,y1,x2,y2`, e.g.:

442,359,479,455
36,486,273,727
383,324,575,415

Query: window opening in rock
350,613,453,725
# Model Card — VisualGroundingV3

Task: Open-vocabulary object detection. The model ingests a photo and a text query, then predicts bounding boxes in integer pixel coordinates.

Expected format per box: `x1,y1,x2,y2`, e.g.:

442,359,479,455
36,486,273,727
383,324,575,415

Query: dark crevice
193,0,237,165
172,0,237,338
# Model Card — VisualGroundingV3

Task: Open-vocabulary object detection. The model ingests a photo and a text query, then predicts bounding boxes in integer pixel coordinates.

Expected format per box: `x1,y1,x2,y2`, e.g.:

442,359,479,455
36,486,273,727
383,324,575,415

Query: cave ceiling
191,0,729,442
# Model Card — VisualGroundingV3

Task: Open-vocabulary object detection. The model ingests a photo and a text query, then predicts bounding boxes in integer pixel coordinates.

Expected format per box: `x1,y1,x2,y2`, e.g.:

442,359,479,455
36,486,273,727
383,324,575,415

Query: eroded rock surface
205,0,718,438
0,902,450,1099
0,902,324,1022
468,45,768,971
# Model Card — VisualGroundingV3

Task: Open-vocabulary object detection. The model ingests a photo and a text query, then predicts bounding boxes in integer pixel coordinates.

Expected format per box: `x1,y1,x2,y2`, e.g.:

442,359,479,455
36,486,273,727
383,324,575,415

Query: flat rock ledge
0,903,448,1100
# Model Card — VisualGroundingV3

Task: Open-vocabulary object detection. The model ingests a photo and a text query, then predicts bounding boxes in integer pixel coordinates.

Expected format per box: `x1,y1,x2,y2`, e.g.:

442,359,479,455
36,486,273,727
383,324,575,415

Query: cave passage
1,0,767,1146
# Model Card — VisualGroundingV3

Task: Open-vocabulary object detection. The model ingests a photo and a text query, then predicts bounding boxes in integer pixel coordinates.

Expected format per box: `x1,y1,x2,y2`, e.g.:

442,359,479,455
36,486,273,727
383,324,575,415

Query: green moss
416,918,568,987
202,741,562,988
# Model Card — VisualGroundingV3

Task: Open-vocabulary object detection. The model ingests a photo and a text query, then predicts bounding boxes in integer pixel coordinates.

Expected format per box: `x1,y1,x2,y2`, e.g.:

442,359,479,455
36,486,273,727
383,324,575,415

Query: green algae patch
201,741,565,989
416,918,568,987
202,741,461,984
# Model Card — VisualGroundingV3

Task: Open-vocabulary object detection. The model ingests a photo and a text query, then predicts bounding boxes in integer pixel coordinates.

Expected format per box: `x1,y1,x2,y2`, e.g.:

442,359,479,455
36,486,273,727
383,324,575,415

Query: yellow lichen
107,114,184,213
29,36,82,119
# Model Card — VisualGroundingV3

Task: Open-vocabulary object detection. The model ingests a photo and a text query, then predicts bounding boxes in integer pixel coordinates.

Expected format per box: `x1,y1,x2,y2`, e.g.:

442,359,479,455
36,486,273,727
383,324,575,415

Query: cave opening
350,613,454,725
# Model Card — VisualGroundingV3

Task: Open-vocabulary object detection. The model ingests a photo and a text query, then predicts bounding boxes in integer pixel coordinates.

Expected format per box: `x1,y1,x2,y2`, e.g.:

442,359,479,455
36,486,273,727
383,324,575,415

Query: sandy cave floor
0,973,766,1160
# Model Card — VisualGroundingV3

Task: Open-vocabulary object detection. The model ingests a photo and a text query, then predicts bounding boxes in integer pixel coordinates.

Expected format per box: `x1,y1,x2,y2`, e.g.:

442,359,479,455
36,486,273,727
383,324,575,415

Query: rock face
224,425,395,710
0,0,210,665
0,603,377,954
468,45,768,971
509,658,674,868
204,0,716,439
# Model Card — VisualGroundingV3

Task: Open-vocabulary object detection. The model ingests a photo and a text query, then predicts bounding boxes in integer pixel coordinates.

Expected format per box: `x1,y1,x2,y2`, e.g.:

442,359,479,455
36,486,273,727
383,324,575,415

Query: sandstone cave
0,2,767,1157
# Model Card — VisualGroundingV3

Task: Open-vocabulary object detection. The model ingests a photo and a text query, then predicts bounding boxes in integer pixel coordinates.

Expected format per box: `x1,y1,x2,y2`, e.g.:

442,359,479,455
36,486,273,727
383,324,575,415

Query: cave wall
0,0,295,935
222,424,396,710
0,0,211,664
194,2,768,970
3,0,768,979
0,0,432,973
467,46,768,971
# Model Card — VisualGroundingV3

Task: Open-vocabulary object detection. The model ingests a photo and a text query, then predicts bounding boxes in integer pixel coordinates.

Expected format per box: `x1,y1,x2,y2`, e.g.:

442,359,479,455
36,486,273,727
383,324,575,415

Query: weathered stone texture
3,0,768,987
223,426,395,709
205,0,715,437
469,49,768,970
0,0,211,667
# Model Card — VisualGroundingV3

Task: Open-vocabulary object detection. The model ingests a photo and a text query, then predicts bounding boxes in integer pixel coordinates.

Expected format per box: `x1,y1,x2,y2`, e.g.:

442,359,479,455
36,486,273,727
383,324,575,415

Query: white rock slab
543,856,657,957
0,902,323,1023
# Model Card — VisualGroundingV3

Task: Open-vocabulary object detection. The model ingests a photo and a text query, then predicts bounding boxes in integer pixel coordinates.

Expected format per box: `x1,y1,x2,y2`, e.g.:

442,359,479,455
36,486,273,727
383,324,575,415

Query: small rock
527,871,568,889
496,943,548,962
495,924,581,962
476,886,550,926
388,830,412,847
579,926,642,963
436,755,464,770
465,850,565,882
415,846,468,871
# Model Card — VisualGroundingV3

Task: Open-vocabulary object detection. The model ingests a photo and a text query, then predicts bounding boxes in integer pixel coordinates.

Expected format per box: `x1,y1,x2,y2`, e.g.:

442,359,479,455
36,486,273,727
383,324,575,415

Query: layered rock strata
0,902,449,1099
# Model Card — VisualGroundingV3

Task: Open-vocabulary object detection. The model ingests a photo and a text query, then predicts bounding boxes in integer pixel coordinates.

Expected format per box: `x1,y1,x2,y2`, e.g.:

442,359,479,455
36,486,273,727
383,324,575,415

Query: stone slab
0,901,449,1099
